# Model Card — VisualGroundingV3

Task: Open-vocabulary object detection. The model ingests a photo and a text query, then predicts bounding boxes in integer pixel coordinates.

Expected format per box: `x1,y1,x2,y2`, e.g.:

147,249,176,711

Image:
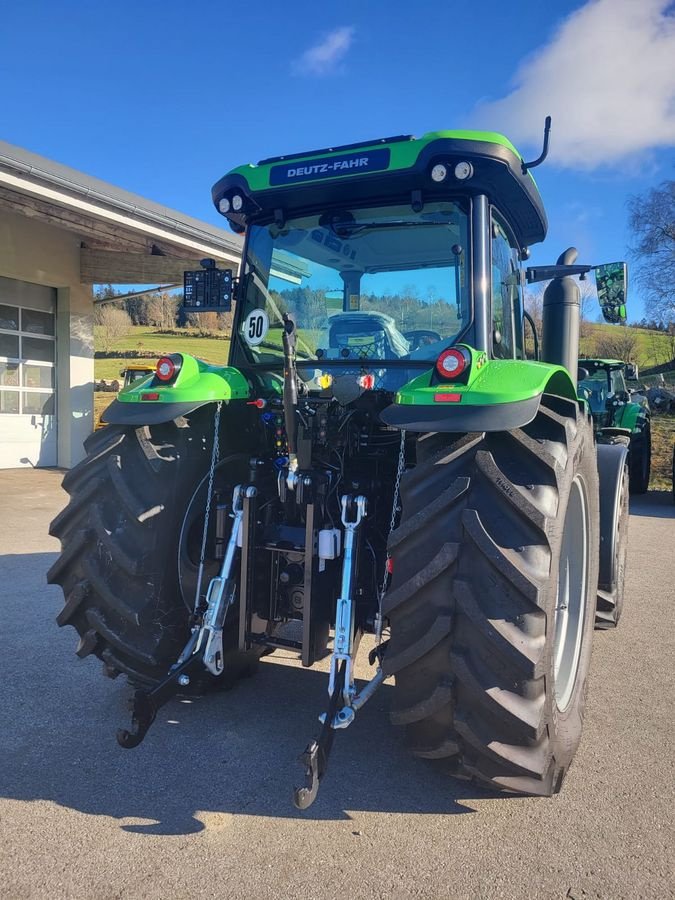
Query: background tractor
578,358,651,493
94,364,158,430
119,363,157,388
49,124,631,806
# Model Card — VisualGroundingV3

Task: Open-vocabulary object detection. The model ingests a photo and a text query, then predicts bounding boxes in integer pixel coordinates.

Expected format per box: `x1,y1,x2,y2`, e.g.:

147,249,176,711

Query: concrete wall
0,208,94,467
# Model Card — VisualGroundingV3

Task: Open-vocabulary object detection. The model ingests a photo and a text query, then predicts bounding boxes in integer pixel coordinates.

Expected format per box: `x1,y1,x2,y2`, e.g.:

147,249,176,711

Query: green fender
380,351,579,432
612,398,649,435
102,354,250,426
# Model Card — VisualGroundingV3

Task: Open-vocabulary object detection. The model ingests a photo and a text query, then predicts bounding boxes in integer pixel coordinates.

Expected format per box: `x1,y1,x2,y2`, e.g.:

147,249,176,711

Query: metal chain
193,401,222,616
376,428,406,641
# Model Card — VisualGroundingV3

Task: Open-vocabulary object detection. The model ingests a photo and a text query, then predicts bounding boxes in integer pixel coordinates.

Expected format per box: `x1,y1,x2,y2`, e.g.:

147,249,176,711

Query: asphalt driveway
1,469,673,899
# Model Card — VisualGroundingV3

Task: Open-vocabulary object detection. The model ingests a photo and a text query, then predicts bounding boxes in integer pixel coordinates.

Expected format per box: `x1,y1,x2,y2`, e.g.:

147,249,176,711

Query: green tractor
578,358,651,494
49,123,631,806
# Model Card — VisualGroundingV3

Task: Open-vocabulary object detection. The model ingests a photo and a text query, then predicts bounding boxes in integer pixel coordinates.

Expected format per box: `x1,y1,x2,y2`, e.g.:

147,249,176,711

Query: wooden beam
95,284,180,305
0,186,149,253
80,248,239,284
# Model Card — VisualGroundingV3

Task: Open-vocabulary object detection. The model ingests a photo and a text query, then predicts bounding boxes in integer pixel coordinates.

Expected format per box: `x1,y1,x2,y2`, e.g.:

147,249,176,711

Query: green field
650,412,675,492
95,322,672,382
94,327,230,381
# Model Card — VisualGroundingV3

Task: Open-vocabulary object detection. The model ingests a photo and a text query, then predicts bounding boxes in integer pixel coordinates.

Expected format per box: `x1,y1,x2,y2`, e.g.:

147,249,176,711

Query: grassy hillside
579,322,673,369
94,326,230,381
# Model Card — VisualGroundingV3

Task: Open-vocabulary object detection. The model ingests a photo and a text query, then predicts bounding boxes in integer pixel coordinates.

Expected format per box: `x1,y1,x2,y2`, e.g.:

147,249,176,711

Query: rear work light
155,354,182,383
435,347,470,380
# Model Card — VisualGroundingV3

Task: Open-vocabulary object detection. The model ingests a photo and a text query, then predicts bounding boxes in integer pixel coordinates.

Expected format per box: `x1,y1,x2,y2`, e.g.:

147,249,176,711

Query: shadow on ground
2,552,505,835
629,490,674,518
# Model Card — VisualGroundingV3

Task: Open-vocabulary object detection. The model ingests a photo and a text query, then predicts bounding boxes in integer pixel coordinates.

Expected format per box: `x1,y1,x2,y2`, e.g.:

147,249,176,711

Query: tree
595,327,640,364
627,180,675,325
95,306,132,353
578,277,597,339
526,278,596,331
216,311,234,335
524,283,545,333
145,292,179,330
185,311,219,334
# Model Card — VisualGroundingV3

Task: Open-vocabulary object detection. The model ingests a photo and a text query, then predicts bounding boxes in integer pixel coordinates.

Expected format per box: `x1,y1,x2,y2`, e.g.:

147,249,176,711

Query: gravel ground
1,469,673,900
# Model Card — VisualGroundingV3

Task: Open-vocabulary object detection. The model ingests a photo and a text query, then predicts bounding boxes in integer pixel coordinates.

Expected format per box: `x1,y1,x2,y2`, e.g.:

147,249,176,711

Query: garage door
0,279,57,468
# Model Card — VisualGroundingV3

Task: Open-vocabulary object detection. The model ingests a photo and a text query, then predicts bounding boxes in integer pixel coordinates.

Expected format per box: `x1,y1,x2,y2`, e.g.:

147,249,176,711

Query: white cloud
470,0,675,169
293,26,355,76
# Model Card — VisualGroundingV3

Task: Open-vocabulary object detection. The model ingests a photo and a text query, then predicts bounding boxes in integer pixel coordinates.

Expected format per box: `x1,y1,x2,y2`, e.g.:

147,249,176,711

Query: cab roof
212,130,548,248
579,358,626,369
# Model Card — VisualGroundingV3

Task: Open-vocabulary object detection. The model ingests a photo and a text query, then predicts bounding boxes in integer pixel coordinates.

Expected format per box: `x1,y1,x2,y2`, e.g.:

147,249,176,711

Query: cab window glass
611,369,627,396
491,215,522,359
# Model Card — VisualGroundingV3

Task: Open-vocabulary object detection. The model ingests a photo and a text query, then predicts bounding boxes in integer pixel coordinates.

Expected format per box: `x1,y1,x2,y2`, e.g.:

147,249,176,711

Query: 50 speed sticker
242,309,269,346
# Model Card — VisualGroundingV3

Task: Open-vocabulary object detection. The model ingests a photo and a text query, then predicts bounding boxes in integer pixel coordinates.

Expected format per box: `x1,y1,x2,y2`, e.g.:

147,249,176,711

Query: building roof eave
0,140,241,264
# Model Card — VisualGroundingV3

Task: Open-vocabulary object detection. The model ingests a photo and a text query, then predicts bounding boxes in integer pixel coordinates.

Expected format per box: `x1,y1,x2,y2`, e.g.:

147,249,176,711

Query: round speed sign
242,308,269,346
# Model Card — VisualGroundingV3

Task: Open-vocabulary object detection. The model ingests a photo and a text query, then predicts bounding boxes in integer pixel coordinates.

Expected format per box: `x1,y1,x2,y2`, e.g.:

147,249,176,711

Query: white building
0,141,241,469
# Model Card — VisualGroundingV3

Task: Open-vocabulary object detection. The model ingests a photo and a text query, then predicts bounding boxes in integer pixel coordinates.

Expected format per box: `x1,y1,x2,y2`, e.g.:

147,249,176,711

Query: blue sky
2,0,674,321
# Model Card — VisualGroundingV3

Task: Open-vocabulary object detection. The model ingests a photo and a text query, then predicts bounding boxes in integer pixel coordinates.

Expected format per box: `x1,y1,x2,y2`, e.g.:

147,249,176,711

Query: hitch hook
293,660,345,809
116,650,201,749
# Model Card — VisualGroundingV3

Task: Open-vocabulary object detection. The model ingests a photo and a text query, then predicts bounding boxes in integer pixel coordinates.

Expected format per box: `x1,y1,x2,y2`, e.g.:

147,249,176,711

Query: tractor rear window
579,370,611,413
234,202,470,381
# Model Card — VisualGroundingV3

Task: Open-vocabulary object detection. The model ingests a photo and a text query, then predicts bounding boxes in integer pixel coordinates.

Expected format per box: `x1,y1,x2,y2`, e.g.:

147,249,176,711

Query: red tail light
156,355,178,382
436,348,469,380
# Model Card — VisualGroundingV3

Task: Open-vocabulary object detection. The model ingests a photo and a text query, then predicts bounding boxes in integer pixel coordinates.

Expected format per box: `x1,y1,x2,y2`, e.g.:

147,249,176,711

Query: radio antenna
522,116,552,174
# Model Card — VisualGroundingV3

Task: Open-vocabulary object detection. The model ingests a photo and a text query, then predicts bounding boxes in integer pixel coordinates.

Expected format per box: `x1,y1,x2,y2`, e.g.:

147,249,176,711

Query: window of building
0,305,56,415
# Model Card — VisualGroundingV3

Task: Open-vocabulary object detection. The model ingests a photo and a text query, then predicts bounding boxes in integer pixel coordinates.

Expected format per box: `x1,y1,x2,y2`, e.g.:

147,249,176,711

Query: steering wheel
403,329,442,352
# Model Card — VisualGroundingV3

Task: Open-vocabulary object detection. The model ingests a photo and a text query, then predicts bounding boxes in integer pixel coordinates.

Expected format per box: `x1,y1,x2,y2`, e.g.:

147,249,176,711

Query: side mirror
595,262,627,324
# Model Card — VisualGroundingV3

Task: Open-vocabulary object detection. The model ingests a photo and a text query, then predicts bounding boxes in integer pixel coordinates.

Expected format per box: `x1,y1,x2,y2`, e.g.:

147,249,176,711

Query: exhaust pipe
542,247,581,386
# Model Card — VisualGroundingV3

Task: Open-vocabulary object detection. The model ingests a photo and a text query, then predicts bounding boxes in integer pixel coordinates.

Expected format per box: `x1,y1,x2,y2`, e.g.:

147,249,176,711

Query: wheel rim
553,476,590,711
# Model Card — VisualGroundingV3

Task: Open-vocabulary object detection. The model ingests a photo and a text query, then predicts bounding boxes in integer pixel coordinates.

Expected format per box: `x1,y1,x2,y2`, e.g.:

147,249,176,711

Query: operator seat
327,316,393,360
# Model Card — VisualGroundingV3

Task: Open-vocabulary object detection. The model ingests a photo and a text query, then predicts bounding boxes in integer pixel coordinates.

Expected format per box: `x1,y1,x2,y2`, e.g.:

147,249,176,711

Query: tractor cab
120,363,156,390
212,131,548,400
210,130,628,430
577,357,649,425
578,358,629,422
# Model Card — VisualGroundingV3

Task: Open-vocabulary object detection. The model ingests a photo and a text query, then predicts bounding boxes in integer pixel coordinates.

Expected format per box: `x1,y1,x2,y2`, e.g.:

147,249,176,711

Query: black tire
629,424,651,494
383,395,600,796
48,410,266,688
595,458,629,630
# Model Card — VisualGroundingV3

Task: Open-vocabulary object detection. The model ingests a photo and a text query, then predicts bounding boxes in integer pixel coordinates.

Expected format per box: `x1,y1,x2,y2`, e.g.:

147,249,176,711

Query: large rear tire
48,409,267,688
629,424,651,494
595,455,629,630
383,395,599,795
